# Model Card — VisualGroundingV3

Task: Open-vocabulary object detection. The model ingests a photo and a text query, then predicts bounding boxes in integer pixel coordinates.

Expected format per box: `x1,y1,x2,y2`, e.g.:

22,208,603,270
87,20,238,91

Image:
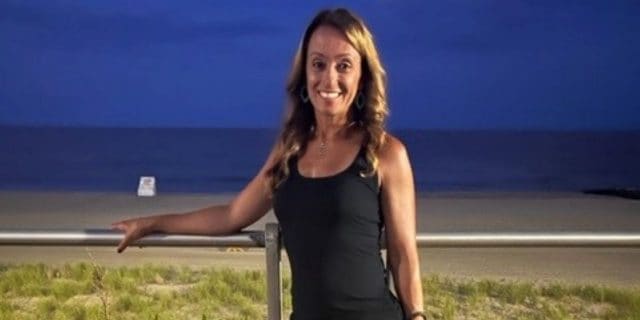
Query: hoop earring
299,85,310,104
355,91,365,110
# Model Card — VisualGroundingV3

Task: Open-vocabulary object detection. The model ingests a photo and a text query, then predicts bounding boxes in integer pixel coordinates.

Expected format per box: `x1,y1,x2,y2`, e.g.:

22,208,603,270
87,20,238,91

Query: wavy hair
266,8,389,193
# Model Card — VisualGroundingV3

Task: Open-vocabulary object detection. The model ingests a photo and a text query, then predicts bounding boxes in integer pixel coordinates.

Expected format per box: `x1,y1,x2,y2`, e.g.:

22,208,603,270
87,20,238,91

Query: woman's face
305,25,362,118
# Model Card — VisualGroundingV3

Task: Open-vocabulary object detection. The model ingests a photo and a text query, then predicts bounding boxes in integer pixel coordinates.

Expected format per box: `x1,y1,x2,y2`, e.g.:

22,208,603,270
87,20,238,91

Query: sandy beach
1,191,639,288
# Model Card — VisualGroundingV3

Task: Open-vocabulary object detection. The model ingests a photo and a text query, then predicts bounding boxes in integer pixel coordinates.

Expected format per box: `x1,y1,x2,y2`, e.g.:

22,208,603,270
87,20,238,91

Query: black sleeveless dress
273,147,405,320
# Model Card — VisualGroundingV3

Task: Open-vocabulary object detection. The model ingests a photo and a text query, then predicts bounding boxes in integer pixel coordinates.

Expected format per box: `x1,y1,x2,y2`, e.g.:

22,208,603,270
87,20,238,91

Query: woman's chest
273,174,380,227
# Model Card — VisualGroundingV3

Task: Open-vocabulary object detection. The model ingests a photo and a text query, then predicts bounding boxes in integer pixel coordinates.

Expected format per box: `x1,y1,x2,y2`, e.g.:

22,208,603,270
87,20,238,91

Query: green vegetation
423,275,640,319
0,263,638,319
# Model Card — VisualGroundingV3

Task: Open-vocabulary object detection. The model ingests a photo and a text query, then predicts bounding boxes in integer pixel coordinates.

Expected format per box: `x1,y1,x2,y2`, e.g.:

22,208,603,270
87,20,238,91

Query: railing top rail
0,229,265,247
413,232,640,247
1,229,639,247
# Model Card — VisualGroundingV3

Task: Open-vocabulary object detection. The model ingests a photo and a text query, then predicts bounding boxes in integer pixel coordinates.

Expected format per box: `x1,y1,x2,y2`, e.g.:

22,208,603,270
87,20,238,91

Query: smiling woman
266,9,422,320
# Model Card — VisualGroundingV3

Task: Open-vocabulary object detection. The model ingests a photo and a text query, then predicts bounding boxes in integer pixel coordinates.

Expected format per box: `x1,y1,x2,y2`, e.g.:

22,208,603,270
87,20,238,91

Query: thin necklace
315,121,357,159
318,137,328,158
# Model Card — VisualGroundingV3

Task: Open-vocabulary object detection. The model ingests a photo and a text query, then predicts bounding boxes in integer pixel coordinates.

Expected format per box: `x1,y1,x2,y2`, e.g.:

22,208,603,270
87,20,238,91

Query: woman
112,8,425,320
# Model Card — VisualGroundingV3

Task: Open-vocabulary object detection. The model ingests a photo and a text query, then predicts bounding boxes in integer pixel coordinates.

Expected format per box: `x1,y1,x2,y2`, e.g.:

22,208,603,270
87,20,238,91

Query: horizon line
1,123,640,133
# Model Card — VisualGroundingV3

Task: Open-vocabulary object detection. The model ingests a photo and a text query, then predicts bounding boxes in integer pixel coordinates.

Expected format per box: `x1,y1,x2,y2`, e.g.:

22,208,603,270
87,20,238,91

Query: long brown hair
266,8,389,192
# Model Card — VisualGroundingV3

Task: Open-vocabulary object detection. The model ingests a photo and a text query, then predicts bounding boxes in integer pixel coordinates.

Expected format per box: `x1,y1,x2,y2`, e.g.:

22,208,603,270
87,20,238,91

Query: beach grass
1,262,638,320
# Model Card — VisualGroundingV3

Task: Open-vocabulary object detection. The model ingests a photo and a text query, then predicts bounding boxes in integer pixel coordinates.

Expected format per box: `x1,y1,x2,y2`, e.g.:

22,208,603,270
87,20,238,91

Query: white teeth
319,91,340,99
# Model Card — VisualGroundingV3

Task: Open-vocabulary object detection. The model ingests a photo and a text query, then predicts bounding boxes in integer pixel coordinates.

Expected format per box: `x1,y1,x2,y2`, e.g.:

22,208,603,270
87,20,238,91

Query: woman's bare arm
379,135,424,315
112,146,279,253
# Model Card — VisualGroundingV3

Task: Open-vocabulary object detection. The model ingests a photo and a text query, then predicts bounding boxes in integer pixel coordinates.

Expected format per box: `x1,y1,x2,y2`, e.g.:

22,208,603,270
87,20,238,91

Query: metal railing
1,224,640,320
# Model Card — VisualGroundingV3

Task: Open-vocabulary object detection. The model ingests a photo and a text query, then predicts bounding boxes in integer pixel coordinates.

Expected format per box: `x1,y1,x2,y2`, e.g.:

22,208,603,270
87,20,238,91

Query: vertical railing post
265,223,282,320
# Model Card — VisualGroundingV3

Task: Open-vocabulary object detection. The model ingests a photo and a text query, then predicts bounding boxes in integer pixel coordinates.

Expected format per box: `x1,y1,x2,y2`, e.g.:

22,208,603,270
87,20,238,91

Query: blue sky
1,1,639,129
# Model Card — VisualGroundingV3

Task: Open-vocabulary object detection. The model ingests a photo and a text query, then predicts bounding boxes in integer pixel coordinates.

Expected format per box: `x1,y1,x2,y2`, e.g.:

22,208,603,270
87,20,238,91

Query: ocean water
0,126,638,193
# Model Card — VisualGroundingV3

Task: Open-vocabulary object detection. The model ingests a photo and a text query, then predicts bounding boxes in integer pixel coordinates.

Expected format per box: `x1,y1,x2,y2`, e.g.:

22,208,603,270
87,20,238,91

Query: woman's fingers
111,222,125,231
112,220,138,253
116,234,131,253
112,217,154,253
119,233,141,253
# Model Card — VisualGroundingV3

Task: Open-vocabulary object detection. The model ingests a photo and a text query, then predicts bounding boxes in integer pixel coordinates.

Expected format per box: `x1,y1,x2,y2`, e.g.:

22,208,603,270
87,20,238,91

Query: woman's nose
320,65,339,87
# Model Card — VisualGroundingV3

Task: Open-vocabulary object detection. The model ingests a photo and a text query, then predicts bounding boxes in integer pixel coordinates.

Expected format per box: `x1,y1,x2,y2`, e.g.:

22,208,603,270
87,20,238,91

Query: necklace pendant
318,141,327,157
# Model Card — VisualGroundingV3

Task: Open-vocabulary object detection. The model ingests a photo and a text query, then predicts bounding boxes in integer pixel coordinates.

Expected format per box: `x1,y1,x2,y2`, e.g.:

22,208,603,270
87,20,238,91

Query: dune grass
0,262,638,319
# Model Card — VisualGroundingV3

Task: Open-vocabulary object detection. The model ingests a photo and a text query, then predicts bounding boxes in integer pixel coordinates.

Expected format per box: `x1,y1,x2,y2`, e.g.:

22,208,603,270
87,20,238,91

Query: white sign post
137,176,156,197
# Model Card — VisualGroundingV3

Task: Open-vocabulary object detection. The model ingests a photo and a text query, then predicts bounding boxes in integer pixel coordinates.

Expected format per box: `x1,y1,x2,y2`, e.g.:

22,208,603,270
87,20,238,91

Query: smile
319,91,341,100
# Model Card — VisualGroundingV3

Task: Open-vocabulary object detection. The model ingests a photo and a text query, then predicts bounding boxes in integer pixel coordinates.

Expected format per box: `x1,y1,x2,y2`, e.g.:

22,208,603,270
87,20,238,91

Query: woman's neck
314,116,355,141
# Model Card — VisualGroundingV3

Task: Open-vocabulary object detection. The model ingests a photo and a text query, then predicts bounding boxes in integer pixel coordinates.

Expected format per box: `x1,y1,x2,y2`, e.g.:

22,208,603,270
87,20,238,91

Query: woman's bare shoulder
378,133,409,164
377,132,413,185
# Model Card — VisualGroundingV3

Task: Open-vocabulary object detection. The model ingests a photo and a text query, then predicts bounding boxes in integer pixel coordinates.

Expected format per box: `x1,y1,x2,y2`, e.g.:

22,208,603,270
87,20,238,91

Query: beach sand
1,191,639,288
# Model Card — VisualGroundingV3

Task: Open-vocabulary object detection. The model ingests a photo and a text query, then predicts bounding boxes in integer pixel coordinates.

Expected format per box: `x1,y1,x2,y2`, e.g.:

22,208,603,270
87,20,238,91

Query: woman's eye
312,61,325,70
338,62,351,72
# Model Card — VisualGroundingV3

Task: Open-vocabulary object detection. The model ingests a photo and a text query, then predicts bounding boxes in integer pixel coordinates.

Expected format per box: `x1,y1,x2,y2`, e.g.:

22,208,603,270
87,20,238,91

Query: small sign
137,176,156,197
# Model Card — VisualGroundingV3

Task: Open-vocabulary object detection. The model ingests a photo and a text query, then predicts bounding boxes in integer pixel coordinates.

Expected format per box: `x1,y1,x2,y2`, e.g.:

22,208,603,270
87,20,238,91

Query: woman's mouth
319,91,341,100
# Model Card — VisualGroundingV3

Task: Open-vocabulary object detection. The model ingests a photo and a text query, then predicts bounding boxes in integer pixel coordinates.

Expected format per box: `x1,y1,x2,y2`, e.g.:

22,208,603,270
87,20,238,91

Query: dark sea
0,126,638,193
